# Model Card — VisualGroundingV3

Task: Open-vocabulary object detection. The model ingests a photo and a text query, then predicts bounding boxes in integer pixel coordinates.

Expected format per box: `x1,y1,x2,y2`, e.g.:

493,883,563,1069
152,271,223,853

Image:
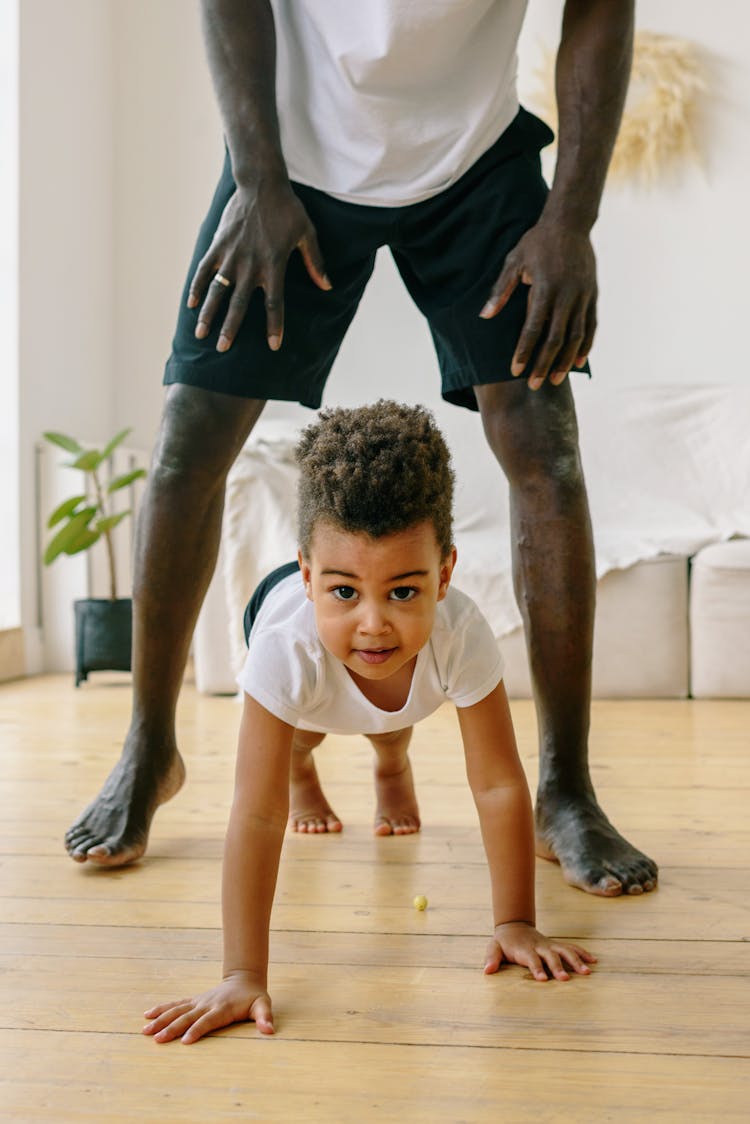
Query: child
143,401,595,1044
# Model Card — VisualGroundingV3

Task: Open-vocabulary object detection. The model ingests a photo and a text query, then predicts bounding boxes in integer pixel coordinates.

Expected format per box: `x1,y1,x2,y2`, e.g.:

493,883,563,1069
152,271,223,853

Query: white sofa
194,384,750,699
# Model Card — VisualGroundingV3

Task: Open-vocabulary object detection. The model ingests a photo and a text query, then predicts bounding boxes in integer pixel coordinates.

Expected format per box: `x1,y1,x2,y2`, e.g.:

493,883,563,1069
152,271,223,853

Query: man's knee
476,380,584,490
153,384,266,486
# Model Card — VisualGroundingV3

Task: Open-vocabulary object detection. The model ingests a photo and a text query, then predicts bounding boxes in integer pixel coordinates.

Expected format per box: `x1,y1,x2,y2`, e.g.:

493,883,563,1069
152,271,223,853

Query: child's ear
298,550,314,600
437,546,457,601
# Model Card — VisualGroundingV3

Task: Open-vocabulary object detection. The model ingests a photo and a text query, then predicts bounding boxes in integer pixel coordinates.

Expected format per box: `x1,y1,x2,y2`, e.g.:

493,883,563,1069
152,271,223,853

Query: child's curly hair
296,400,454,558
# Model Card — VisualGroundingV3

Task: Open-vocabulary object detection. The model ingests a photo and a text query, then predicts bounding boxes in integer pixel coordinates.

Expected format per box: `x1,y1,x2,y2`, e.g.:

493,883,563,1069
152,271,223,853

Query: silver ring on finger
213,272,232,288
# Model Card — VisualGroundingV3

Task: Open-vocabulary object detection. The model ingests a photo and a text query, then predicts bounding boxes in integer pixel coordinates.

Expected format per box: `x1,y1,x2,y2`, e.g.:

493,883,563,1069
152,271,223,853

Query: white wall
17,0,750,668
19,0,116,670
0,0,20,631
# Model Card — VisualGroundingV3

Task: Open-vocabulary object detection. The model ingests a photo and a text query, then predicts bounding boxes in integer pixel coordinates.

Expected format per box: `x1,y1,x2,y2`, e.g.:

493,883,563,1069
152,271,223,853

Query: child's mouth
355,648,396,665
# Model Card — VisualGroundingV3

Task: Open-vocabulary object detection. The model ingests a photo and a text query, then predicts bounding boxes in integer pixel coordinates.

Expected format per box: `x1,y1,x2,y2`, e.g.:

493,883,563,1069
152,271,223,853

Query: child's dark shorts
243,561,300,644
164,107,588,413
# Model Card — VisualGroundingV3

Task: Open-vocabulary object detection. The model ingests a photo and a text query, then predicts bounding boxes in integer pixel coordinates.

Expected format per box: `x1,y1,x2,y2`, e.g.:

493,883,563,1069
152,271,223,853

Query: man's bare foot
289,754,342,834
64,731,185,867
374,758,421,836
535,788,658,896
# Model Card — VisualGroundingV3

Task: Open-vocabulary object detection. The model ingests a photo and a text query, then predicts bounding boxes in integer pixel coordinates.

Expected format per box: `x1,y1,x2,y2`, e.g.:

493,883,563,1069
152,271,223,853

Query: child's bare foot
289,753,342,834
374,758,421,836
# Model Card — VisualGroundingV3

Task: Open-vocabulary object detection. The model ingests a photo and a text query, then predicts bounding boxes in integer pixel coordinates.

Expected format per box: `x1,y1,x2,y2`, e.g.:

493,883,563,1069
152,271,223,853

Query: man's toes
569,866,623,896
374,818,394,836
65,827,92,849
593,872,623,896
626,862,658,893
67,832,101,859
326,815,343,833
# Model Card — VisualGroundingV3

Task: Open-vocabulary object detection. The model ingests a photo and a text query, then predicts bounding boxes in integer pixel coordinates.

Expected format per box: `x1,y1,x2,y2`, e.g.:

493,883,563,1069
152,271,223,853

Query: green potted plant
43,428,147,686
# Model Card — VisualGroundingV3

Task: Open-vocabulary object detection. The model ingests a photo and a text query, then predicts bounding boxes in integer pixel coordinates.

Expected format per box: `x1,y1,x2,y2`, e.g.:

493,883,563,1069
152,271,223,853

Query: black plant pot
74,598,133,686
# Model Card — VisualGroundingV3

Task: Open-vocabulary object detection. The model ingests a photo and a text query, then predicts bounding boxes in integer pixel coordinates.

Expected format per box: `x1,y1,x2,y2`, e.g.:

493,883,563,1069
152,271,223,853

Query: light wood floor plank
1,1032,748,1124
0,674,747,1121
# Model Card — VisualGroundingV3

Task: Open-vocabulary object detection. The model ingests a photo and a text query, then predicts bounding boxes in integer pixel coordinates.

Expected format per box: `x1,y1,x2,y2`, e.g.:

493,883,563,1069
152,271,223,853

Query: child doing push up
143,401,595,1043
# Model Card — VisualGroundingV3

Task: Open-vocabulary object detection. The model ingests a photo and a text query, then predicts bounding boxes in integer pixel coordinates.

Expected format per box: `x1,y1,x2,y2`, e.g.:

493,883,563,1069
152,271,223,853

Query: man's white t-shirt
237,571,504,735
271,0,530,205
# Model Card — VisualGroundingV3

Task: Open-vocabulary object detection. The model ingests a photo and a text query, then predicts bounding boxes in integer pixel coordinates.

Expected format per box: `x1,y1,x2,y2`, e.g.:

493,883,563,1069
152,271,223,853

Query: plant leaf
43,507,98,565
101,428,132,460
95,511,130,534
66,449,104,472
107,467,146,494
43,431,83,455
47,494,87,529
64,529,101,557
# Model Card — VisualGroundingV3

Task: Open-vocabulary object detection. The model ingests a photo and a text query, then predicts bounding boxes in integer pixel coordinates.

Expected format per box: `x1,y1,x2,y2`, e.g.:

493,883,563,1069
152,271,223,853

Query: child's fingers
250,993,275,1034
539,947,570,981
180,1007,235,1045
143,1001,195,1037
523,951,549,982
571,944,597,963
144,1007,202,1043
483,938,504,975
556,943,596,975
143,998,193,1020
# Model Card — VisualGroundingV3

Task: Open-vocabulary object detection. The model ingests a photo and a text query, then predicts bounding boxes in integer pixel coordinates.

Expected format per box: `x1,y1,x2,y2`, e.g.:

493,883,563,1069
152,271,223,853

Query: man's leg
64,384,266,866
475,379,657,896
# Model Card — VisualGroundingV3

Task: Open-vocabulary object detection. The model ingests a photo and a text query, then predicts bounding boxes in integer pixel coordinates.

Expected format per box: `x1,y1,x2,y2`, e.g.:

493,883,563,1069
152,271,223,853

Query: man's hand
484,920,596,980
188,178,331,354
480,219,597,390
143,970,274,1044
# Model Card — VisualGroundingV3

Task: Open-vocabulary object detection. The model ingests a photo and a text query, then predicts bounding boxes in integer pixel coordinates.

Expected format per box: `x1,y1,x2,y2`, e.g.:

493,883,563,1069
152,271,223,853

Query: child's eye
389,586,417,602
332,585,358,601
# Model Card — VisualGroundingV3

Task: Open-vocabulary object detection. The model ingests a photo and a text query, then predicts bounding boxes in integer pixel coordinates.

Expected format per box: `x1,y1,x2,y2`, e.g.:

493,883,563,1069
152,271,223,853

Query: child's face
299,520,456,684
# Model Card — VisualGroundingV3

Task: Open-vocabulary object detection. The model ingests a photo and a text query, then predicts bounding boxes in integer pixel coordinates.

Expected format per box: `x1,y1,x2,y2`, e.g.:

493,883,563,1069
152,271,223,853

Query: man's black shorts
164,107,588,412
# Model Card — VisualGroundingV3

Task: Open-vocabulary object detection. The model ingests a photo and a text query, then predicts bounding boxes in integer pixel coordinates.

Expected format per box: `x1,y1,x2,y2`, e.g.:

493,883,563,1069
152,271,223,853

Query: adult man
65,0,657,896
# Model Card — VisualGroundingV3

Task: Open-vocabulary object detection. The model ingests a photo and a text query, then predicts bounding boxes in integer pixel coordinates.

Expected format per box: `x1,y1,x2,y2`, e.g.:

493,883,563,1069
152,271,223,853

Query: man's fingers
480,263,520,319
188,255,217,310
510,284,551,379
263,279,285,351
576,300,598,366
195,275,234,341
298,230,332,291
549,303,587,386
216,289,251,353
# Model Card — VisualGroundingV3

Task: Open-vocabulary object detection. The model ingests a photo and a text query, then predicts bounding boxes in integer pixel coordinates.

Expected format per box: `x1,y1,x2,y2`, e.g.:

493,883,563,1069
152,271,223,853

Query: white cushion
690,539,750,698
503,554,689,699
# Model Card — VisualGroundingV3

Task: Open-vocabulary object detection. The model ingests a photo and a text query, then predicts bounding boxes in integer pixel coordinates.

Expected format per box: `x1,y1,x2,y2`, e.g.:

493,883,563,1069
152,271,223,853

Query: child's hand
484,921,596,981
143,970,274,1044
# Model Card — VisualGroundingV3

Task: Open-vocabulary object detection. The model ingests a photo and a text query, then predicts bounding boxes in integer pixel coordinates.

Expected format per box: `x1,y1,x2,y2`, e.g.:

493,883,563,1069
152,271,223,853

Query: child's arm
143,693,293,1043
458,683,596,980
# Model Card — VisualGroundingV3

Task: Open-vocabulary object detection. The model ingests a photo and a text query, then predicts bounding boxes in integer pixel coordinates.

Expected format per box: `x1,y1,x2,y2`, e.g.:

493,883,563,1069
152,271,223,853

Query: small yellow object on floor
413,894,428,911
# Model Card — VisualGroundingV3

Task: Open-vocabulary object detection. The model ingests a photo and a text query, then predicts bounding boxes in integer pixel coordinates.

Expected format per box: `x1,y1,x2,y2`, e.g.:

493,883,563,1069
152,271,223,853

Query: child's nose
357,603,391,635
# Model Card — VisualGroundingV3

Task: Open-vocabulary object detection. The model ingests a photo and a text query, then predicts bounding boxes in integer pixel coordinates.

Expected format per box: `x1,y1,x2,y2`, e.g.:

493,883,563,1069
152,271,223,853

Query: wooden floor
1,675,749,1122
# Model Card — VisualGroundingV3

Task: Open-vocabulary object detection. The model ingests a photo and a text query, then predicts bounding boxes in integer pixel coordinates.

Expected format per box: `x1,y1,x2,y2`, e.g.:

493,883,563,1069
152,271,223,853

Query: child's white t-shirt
237,571,504,734
271,0,529,205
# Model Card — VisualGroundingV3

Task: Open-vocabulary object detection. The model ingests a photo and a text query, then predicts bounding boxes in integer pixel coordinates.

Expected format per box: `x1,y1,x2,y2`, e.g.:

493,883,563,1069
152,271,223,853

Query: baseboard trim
0,628,25,682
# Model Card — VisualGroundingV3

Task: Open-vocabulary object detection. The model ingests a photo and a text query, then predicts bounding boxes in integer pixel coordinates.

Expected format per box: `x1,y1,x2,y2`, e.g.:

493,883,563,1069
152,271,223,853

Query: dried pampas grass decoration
534,31,707,185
